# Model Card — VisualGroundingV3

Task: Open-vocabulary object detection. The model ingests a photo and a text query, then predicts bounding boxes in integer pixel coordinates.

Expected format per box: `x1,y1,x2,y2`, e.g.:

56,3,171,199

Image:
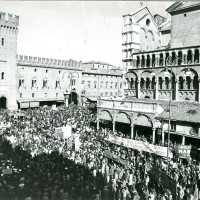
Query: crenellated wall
17,55,82,70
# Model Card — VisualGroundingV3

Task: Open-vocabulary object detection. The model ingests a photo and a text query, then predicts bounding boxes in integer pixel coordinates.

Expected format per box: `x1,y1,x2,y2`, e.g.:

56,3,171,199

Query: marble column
131,124,134,139
182,136,185,145
97,120,100,130
112,121,115,132
152,128,156,144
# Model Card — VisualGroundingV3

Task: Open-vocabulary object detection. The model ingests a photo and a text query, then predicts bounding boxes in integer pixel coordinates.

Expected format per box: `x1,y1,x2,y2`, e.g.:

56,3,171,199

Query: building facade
82,61,123,100
97,2,200,147
0,12,124,110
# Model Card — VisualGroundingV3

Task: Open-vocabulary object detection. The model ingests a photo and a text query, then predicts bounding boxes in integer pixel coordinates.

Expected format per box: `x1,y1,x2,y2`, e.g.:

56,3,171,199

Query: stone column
155,53,159,67
155,78,158,100
190,78,194,89
144,55,147,68
131,124,134,139
182,136,185,145
152,128,156,144
97,119,100,130
140,56,142,68
175,51,178,65
149,54,152,67
192,49,195,64
112,121,115,132
137,79,141,98
163,53,166,66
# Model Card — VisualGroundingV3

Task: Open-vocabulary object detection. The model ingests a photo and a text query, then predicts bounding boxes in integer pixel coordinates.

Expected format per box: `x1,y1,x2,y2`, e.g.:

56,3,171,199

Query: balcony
97,99,164,114
124,89,137,96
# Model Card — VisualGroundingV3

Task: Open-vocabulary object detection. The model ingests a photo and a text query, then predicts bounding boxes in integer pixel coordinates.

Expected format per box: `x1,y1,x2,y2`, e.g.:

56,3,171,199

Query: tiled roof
124,97,200,124
157,101,200,124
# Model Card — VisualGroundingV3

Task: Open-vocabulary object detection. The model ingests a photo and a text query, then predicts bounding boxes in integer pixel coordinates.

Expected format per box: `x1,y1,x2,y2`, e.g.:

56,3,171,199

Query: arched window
94,81,97,88
178,51,182,65
179,77,184,89
87,81,91,88
193,76,198,89
159,53,163,66
140,78,145,89
151,76,155,89
146,78,150,89
136,56,140,67
187,50,192,64
19,78,24,88
1,72,4,80
56,80,60,88
110,82,113,88
186,76,191,89
159,77,163,89
43,79,47,88
165,77,170,89
130,78,134,89
194,49,199,63
1,38,4,46
32,79,37,88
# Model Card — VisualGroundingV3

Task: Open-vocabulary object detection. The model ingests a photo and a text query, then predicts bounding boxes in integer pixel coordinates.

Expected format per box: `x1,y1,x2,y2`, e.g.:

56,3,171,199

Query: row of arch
98,109,153,127
125,68,199,91
135,48,200,68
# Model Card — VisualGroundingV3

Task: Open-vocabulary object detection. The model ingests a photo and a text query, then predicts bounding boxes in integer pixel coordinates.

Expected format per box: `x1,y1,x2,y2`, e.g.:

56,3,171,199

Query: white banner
106,134,173,158
55,125,72,139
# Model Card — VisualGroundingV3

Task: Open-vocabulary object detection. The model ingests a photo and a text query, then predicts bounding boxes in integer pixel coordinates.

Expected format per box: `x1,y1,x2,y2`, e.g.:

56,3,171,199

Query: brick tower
0,12,19,109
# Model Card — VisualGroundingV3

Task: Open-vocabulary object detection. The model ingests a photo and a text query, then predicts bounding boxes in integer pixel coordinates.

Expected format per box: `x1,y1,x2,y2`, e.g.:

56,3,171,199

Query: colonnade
133,48,200,68
97,119,187,145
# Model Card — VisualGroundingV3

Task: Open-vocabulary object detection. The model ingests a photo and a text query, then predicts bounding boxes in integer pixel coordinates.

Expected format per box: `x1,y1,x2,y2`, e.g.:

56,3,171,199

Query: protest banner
104,150,128,166
175,145,191,159
149,167,177,200
3,168,12,175
105,134,173,158
55,125,72,139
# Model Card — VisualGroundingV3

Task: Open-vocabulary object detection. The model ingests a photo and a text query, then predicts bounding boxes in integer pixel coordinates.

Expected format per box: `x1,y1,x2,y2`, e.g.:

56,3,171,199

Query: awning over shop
30,102,39,108
20,102,29,109
86,96,97,102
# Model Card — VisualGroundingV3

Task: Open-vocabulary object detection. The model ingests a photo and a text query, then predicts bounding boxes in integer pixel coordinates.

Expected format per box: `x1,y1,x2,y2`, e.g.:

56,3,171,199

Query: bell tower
0,12,19,109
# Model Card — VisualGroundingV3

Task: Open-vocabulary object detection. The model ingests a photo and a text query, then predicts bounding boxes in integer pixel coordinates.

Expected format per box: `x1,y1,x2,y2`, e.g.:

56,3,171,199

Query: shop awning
87,96,98,102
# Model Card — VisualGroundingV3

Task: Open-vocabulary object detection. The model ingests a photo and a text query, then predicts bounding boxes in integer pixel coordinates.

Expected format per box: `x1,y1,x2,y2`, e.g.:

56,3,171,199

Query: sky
1,1,173,67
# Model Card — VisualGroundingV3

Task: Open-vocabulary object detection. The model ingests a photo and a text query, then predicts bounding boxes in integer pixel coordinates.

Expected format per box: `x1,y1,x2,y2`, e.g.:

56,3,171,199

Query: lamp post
164,56,193,173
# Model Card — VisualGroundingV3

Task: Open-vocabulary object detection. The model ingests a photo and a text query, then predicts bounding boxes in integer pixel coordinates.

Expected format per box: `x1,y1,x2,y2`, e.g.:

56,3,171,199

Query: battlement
17,55,82,70
0,12,19,27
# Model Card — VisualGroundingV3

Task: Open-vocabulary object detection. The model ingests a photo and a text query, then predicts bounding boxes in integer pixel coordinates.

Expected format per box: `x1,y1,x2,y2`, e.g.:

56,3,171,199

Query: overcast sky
1,1,173,66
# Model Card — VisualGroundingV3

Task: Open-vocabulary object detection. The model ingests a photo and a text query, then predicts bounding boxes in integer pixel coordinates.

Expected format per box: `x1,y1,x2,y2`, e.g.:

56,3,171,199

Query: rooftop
124,97,200,124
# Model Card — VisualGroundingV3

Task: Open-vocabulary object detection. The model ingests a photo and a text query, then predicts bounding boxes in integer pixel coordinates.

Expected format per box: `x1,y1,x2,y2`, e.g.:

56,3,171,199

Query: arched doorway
0,97,7,109
69,92,78,105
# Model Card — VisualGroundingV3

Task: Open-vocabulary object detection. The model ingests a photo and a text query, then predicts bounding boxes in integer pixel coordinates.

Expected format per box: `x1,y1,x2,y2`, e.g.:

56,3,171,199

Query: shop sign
175,145,191,159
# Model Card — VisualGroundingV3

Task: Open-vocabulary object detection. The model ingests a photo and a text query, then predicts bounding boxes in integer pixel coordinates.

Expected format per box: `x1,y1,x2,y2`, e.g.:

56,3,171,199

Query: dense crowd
0,104,199,200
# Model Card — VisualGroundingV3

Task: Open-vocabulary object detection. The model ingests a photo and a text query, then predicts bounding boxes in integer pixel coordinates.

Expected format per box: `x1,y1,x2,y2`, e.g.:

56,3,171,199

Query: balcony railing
97,99,164,114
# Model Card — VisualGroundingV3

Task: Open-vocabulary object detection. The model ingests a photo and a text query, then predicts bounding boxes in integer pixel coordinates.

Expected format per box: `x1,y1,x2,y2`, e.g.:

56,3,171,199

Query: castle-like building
97,2,200,147
0,12,123,109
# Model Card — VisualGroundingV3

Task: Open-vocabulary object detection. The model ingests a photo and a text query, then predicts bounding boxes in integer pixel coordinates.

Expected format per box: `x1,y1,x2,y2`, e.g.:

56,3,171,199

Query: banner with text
175,145,191,159
55,125,72,139
106,134,172,158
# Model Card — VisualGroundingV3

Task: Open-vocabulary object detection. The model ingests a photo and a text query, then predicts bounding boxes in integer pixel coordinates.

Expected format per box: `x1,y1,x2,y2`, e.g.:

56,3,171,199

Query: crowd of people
0,104,199,200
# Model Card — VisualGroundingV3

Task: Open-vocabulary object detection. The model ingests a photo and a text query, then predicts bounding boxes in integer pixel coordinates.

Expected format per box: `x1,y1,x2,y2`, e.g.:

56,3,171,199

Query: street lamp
164,56,193,172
